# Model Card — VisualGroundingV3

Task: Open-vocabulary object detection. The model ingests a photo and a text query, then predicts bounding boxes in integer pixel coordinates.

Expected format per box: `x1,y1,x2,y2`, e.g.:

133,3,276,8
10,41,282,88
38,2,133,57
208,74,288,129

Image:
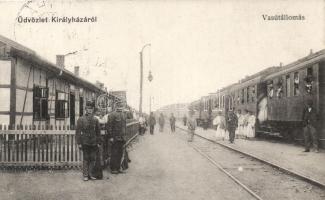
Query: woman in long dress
213,111,226,140
246,112,256,138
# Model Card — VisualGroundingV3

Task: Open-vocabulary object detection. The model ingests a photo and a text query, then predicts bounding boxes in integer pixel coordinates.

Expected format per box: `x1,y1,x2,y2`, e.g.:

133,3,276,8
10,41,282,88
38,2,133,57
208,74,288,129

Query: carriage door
70,93,75,127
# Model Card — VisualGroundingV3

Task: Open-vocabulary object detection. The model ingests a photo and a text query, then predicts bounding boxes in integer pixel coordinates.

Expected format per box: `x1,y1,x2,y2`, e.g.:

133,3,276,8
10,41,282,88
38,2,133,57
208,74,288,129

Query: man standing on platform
148,112,156,135
76,101,102,181
107,101,127,174
302,100,319,153
183,115,187,126
226,110,238,144
187,110,197,142
169,113,176,133
158,113,165,132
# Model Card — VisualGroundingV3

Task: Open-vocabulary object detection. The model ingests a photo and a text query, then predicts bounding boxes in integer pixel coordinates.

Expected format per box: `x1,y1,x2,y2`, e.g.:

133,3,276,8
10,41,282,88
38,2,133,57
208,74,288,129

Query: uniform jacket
107,110,127,140
187,116,197,131
158,115,165,126
149,115,156,126
302,106,318,127
76,114,101,146
226,112,238,131
169,116,176,124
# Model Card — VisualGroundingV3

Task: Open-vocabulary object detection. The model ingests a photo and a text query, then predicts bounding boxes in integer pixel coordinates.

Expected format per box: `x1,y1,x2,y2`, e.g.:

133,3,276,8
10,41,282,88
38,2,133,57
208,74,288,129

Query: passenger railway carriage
258,50,325,147
191,49,325,147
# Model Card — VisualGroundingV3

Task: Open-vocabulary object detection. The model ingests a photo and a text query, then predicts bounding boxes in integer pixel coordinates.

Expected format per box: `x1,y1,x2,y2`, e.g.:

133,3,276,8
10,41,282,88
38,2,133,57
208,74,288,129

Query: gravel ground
0,130,255,200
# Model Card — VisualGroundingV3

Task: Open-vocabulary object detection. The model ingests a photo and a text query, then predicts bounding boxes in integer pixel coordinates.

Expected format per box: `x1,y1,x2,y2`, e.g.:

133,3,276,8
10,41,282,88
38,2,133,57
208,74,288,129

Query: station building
0,35,105,128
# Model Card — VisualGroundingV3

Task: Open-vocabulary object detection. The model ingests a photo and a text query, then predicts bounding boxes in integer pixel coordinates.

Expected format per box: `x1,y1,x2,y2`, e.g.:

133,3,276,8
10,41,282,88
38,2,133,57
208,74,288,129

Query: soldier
158,113,165,132
76,101,102,181
169,113,176,133
302,100,319,153
148,112,156,135
183,115,187,126
107,101,127,174
226,110,238,144
187,110,197,142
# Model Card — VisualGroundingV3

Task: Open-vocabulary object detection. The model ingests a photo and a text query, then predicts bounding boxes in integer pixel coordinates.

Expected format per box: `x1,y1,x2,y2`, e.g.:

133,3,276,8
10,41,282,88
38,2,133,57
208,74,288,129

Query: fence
0,121,139,169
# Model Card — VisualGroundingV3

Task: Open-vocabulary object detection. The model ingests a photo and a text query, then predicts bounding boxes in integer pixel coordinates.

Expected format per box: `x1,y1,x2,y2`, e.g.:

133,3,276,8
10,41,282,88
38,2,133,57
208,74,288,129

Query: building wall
1,55,101,127
0,59,11,125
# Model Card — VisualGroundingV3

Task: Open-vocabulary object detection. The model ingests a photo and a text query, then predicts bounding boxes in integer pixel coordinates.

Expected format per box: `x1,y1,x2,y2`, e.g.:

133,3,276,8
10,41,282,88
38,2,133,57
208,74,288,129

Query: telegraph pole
139,51,143,115
139,43,151,115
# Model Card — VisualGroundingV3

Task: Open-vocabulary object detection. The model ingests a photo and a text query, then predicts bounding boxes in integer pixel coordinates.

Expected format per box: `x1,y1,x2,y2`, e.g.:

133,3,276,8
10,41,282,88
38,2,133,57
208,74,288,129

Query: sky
0,0,324,112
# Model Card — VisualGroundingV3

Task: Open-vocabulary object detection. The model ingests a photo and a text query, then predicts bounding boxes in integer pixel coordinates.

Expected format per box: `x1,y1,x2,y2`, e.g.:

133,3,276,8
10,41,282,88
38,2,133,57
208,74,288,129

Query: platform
0,128,254,200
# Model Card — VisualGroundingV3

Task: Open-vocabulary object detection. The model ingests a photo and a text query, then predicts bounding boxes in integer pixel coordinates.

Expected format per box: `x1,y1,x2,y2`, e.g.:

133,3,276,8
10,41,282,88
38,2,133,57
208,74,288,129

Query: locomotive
190,49,325,147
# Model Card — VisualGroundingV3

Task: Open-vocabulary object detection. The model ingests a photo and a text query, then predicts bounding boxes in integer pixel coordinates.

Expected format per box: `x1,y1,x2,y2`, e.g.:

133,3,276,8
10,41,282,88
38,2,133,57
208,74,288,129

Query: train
189,49,325,147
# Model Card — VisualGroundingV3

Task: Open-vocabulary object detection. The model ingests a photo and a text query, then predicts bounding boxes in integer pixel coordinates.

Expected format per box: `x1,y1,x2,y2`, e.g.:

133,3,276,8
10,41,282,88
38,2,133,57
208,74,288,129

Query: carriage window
251,86,256,102
267,81,274,99
241,89,244,104
222,95,225,108
246,87,250,103
276,78,283,98
294,72,300,96
305,67,313,94
307,67,313,77
286,75,291,97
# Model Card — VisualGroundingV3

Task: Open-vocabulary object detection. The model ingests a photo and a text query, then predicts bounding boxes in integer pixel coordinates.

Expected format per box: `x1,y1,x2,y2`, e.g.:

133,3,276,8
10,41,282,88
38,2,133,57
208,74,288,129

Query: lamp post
148,70,153,113
139,43,151,115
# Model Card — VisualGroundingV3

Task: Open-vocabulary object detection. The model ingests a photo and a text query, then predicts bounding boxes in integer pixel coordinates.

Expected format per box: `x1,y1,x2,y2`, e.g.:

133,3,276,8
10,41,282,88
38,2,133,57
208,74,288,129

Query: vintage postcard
0,0,324,199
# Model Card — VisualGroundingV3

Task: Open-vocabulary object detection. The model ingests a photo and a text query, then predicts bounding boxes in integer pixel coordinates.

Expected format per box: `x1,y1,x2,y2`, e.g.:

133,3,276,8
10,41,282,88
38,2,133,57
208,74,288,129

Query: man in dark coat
148,112,156,135
226,110,238,144
302,100,319,152
76,101,102,181
169,113,176,132
183,115,187,126
158,113,165,132
107,101,127,174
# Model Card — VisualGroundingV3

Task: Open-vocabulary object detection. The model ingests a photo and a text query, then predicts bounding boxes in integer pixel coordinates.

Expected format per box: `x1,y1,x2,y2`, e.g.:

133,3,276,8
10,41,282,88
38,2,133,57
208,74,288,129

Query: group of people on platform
75,100,131,181
137,112,177,135
212,109,256,143
212,100,319,152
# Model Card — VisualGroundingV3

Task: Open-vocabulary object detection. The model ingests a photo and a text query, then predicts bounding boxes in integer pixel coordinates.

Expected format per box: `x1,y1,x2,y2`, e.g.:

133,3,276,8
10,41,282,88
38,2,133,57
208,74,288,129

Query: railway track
176,126,325,200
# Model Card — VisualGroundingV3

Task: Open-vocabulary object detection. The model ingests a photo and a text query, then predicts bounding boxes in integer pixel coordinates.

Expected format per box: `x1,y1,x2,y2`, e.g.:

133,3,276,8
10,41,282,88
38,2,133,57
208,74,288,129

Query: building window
286,75,291,97
33,86,49,120
55,91,69,119
294,72,300,96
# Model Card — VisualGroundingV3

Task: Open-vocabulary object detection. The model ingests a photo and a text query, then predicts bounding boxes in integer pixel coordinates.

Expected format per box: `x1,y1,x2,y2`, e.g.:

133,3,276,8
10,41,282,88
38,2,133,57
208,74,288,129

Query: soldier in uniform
76,101,102,181
187,110,197,142
226,110,238,144
169,113,176,133
302,100,319,153
148,112,156,135
107,101,127,174
183,115,187,126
